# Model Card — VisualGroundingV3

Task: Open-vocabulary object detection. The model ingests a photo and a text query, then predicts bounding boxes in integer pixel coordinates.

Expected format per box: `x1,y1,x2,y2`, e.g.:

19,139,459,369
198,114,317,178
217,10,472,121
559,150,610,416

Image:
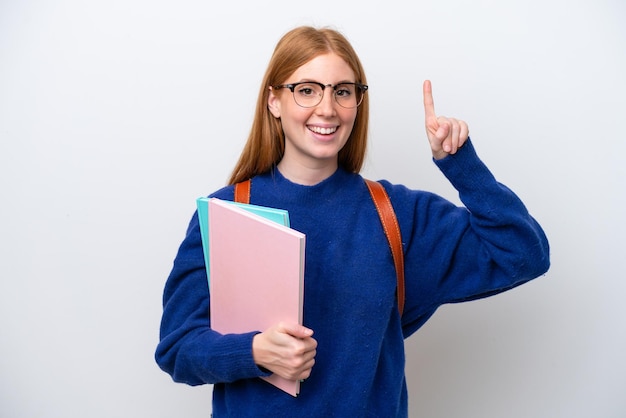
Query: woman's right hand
423,80,469,160
252,322,317,381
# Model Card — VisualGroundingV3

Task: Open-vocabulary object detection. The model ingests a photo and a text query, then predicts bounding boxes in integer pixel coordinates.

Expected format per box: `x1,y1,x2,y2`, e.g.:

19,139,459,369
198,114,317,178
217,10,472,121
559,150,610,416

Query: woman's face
268,53,358,176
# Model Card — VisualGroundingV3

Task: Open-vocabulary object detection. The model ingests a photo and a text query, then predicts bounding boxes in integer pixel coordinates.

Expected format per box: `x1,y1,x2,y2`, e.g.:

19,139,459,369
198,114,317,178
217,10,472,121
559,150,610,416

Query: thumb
279,322,314,338
435,122,450,140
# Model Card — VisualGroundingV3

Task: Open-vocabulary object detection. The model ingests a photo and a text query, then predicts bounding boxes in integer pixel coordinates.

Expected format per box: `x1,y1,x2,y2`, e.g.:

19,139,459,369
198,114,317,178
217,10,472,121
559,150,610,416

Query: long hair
228,26,369,185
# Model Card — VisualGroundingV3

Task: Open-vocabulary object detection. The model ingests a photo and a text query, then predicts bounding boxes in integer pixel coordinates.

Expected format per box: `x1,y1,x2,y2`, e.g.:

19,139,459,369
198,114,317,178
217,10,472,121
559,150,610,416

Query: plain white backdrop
1,1,624,417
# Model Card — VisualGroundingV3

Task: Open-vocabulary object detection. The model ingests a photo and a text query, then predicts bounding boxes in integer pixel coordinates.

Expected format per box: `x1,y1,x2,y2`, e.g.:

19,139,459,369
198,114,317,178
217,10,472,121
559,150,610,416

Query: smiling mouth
308,125,337,135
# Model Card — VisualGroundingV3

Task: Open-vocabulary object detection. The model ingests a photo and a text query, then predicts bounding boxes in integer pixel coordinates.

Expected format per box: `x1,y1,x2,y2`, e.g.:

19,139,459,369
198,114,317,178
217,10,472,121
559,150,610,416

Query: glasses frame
273,81,369,109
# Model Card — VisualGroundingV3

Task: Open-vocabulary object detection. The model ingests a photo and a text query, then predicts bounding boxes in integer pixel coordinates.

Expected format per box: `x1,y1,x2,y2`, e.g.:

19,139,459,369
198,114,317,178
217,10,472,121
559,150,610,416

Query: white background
1,1,624,417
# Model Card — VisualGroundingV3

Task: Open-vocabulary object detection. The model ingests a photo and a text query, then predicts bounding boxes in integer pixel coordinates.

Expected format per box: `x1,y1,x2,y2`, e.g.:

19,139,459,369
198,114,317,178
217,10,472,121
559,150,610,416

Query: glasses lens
334,83,362,108
292,83,324,107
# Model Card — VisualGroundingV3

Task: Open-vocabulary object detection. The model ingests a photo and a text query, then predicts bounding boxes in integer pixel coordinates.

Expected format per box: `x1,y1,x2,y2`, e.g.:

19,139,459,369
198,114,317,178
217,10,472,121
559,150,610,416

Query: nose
315,87,337,116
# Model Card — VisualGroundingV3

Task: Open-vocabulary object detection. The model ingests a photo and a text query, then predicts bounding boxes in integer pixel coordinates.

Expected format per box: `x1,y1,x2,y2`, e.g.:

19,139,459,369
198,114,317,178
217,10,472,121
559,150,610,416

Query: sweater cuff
432,138,497,196
207,331,272,381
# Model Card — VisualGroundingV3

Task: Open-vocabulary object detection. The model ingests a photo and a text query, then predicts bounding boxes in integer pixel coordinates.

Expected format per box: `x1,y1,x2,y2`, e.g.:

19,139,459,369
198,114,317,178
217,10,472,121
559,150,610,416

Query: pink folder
208,198,306,396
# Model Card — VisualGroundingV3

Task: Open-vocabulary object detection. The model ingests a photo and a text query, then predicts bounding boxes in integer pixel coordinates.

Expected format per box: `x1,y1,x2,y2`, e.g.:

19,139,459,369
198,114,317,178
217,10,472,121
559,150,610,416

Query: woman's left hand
423,80,469,160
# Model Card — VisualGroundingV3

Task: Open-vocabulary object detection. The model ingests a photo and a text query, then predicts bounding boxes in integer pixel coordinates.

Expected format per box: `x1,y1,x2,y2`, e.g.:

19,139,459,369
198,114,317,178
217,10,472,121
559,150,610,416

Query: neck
277,158,338,186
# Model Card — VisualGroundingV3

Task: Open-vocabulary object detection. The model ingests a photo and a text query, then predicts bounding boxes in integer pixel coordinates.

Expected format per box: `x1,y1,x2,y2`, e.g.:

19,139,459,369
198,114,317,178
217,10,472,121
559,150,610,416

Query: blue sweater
155,140,550,417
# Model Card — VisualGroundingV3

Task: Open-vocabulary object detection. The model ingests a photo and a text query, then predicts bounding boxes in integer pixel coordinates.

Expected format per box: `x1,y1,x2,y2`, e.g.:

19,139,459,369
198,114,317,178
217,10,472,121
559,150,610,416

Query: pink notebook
208,198,306,396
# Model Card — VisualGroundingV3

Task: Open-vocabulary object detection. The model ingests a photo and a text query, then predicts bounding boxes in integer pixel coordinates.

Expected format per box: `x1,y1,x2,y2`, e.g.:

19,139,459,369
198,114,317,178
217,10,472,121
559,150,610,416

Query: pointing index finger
423,80,436,120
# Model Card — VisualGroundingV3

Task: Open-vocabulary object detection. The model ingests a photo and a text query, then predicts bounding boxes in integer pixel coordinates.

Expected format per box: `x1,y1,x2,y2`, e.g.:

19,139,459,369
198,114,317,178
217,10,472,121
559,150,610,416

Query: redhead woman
155,26,550,417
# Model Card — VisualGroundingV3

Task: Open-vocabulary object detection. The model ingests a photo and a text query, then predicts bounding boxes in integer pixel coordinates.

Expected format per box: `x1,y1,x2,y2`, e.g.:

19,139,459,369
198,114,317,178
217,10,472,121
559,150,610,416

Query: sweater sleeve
397,139,550,336
154,210,271,385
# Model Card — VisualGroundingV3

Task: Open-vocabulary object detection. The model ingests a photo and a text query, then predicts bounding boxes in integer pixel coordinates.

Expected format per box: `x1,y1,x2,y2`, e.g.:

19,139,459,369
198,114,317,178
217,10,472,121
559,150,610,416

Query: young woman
155,26,550,417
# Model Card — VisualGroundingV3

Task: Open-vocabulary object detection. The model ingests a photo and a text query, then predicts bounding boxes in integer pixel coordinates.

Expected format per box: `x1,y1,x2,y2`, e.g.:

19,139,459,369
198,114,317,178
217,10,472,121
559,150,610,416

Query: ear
267,86,281,118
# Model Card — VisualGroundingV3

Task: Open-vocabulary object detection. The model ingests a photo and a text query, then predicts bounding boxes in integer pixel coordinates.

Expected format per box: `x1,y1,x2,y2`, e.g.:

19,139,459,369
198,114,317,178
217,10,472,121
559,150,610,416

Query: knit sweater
155,140,550,417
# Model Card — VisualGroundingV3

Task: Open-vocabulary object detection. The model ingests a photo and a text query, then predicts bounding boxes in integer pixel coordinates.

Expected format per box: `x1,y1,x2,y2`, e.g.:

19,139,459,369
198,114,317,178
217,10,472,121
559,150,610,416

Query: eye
296,84,319,97
335,84,354,97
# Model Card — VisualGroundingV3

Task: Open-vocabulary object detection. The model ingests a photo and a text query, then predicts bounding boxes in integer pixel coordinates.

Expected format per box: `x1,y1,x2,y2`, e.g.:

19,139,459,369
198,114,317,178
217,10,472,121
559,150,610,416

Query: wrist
432,149,449,160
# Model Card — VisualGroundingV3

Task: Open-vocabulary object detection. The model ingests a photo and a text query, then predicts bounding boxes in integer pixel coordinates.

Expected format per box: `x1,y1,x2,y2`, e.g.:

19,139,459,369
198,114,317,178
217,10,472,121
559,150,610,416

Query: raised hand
423,80,469,160
252,322,317,381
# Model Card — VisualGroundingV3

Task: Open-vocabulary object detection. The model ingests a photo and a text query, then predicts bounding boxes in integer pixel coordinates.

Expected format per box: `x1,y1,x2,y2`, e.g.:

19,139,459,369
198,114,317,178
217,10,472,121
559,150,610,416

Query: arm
155,209,317,385
154,212,266,385
422,80,549,282
398,82,550,335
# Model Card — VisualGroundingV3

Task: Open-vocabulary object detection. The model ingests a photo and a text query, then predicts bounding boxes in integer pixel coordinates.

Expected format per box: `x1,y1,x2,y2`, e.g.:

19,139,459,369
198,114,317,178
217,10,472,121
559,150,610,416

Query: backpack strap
234,179,251,204
233,178,405,316
364,179,405,316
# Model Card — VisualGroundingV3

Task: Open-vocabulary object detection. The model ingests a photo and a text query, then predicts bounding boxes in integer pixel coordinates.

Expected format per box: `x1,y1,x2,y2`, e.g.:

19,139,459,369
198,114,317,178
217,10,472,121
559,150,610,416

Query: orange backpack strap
365,179,405,316
233,178,405,316
234,179,251,204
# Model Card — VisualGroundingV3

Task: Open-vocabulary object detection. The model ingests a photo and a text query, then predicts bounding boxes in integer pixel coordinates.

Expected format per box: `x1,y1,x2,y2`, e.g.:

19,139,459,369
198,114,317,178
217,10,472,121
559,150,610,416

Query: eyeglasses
273,81,368,109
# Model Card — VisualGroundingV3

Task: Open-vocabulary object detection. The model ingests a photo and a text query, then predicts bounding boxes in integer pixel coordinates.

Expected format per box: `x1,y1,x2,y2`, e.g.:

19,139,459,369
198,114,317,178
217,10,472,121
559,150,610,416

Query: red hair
228,26,369,185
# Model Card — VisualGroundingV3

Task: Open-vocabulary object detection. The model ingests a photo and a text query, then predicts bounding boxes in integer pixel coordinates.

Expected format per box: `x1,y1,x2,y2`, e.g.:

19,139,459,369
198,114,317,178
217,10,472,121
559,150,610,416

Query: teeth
309,126,337,135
